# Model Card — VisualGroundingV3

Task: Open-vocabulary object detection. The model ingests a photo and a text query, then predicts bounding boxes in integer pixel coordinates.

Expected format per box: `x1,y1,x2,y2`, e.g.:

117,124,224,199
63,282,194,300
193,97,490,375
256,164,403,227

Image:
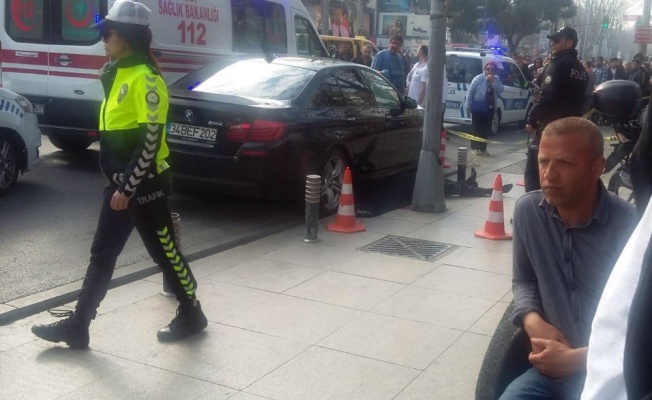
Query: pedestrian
524,27,588,192
606,57,626,80
529,57,543,82
464,61,504,155
582,60,597,115
501,117,636,400
406,45,428,107
335,42,352,61
352,44,373,67
623,61,632,78
581,105,652,400
594,56,608,85
31,0,207,349
371,34,407,94
628,57,647,90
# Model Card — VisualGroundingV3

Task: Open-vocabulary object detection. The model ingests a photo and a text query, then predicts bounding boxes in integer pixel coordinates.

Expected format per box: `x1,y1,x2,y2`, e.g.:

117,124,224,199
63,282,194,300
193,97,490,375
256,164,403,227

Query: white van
444,50,534,134
0,0,328,151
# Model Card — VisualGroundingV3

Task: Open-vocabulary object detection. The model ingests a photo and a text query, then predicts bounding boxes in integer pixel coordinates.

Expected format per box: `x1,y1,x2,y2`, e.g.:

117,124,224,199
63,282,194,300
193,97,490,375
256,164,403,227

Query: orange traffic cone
516,180,525,186
440,128,451,168
474,174,512,240
326,167,366,233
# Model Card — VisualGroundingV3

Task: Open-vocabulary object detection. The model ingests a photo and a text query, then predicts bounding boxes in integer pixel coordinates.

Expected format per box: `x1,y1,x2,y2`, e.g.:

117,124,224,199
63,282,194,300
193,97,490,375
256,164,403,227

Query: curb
0,218,302,326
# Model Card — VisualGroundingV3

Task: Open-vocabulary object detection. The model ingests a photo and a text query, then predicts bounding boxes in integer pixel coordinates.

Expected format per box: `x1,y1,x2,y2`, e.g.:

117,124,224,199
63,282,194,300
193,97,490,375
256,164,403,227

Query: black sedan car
166,56,423,215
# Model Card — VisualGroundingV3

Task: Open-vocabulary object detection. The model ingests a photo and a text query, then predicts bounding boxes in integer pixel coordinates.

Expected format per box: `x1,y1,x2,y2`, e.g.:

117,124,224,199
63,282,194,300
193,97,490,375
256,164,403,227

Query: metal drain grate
359,236,453,262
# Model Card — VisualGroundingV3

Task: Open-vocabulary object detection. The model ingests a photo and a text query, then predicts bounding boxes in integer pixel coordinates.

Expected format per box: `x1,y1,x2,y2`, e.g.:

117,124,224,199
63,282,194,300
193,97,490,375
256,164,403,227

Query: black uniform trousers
75,171,197,320
524,133,541,192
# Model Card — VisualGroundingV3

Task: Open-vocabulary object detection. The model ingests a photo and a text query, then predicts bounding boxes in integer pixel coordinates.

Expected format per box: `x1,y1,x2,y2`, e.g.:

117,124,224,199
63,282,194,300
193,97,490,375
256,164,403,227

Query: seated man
500,117,636,400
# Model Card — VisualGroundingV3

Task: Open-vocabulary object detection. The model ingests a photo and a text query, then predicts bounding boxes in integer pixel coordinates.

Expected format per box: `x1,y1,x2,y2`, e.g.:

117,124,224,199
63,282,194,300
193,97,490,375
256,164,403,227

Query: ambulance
0,0,328,151
444,49,534,135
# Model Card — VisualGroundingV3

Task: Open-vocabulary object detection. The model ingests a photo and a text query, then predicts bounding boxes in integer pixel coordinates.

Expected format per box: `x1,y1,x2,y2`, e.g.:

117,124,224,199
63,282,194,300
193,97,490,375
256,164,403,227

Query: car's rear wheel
0,137,19,195
319,148,349,217
48,134,93,152
491,110,501,135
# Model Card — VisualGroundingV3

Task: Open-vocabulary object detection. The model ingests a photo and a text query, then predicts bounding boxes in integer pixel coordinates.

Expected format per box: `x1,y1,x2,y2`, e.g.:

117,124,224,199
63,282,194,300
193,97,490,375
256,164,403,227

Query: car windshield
191,61,316,100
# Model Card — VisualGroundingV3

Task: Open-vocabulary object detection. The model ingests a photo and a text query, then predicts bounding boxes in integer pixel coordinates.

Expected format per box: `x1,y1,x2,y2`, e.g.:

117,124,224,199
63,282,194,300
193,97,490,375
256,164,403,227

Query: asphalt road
0,137,302,304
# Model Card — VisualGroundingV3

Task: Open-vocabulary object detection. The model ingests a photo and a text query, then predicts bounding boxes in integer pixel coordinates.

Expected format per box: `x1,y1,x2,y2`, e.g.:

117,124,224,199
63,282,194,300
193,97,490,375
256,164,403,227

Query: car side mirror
404,96,418,109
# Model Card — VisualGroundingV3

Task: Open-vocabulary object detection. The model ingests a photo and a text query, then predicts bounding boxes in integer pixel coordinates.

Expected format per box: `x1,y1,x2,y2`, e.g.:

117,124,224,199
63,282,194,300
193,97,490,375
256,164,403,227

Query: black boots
157,300,208,342
31,310,91,349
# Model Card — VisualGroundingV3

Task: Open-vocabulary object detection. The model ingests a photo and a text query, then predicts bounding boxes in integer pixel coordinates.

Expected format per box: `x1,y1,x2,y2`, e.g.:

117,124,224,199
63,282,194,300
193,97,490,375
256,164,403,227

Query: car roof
446,51,513,63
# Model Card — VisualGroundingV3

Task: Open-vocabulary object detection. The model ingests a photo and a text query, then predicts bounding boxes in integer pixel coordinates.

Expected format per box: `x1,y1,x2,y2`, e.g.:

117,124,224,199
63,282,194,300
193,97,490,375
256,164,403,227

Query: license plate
168,122,217,145
446,101,461,110
33,104,45,114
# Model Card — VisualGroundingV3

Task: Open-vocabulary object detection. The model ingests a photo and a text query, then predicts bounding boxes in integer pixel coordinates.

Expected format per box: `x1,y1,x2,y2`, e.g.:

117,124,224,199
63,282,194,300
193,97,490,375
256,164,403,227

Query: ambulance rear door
46,0,108,131
1,0,50,117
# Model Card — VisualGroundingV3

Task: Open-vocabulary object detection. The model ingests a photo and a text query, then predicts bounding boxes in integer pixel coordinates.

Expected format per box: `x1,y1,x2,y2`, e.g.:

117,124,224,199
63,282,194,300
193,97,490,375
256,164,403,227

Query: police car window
310,76,345,108
334,70,372,106
508,62,525,88
495,62,512,87
446,56,482,84
57,0,102,43
295,16,325,57
359,69,401,106
6,0,46,42
232,0,288,54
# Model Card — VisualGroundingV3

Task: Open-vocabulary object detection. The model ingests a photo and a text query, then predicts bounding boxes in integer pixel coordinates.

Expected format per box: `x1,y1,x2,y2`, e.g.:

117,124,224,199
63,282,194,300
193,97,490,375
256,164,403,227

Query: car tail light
226,119,287,142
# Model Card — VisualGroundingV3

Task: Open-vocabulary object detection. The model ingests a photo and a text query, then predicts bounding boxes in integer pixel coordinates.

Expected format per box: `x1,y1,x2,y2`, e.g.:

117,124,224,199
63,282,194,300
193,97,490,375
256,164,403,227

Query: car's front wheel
319,148,349,217
48,134,93,152
490,110,501,135
0,137,19,195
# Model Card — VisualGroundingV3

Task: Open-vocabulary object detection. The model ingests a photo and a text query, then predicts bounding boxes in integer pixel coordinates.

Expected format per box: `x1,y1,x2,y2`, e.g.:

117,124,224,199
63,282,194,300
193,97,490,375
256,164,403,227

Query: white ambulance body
0,0,328,151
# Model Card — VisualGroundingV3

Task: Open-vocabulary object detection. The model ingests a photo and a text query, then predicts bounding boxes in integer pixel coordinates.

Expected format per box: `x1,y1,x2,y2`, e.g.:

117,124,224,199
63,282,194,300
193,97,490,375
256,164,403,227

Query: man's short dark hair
418,45,428,57
390,35,404,45
542,117,604,158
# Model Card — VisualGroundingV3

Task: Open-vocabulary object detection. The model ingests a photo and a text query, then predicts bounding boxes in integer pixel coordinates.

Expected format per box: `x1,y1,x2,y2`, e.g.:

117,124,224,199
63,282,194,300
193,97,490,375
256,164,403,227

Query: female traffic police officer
31,0,207,348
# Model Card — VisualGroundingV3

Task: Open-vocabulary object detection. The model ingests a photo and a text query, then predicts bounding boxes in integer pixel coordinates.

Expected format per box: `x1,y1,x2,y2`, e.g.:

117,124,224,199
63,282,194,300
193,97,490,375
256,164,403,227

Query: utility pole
641,0,651,55
411,0,446,213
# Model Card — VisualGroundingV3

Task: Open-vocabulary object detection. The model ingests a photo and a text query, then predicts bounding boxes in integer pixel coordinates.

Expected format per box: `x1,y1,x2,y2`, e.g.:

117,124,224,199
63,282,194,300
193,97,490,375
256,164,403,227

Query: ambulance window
232,0,288,55
57,0,102,43
6,0,46,42
294,16,326,57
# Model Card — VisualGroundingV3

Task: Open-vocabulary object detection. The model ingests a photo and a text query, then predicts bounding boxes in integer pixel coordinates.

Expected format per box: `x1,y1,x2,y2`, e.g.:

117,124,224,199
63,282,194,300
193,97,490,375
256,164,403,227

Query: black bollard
457,147,468,183
161,212,181,297
304,175,321,242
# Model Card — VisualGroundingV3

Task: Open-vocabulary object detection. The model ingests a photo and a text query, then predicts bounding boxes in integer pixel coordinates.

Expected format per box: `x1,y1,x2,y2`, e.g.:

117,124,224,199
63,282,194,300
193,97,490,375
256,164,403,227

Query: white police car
444,49,534,134
0,88,40,195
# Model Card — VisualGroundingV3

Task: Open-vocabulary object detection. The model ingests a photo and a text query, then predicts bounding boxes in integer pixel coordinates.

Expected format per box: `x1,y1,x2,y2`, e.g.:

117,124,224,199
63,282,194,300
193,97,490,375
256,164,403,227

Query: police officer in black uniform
31,0,207,349
524,27,588,192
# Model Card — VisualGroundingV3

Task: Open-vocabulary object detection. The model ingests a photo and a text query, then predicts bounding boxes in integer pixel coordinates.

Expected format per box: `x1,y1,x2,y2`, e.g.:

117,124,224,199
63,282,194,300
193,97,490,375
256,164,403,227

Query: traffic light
602,16,609,29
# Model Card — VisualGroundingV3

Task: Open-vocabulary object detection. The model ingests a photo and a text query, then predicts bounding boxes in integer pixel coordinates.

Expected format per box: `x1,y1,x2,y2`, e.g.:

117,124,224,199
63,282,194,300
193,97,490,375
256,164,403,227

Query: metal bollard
161,212,181,297
457,147,468,183
304,175,321,242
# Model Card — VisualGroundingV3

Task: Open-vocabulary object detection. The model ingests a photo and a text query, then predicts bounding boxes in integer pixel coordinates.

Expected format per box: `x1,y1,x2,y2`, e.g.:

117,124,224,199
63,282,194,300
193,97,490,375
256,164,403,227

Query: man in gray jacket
500,117,635,400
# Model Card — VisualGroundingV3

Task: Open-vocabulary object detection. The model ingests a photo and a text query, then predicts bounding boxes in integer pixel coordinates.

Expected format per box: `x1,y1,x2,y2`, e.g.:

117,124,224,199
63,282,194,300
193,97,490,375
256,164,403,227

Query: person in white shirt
582,105,652,400
406,45,428,107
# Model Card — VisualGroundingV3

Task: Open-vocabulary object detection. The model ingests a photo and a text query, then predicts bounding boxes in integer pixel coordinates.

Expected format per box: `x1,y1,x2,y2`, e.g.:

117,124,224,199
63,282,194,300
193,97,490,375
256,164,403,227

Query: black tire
491,110,501,135
318,148,349,217
608,171,635,203
48,134,93,152
0,137,19,195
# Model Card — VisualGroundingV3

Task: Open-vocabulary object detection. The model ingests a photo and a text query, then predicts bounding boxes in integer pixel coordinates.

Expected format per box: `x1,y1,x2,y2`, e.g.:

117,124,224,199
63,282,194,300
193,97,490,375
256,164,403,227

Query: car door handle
345,117,356,122
384,114,392,120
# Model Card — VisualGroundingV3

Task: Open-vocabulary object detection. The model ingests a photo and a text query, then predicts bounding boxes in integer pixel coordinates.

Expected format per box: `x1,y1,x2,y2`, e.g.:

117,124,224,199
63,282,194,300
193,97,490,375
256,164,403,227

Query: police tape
446,129,529,144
